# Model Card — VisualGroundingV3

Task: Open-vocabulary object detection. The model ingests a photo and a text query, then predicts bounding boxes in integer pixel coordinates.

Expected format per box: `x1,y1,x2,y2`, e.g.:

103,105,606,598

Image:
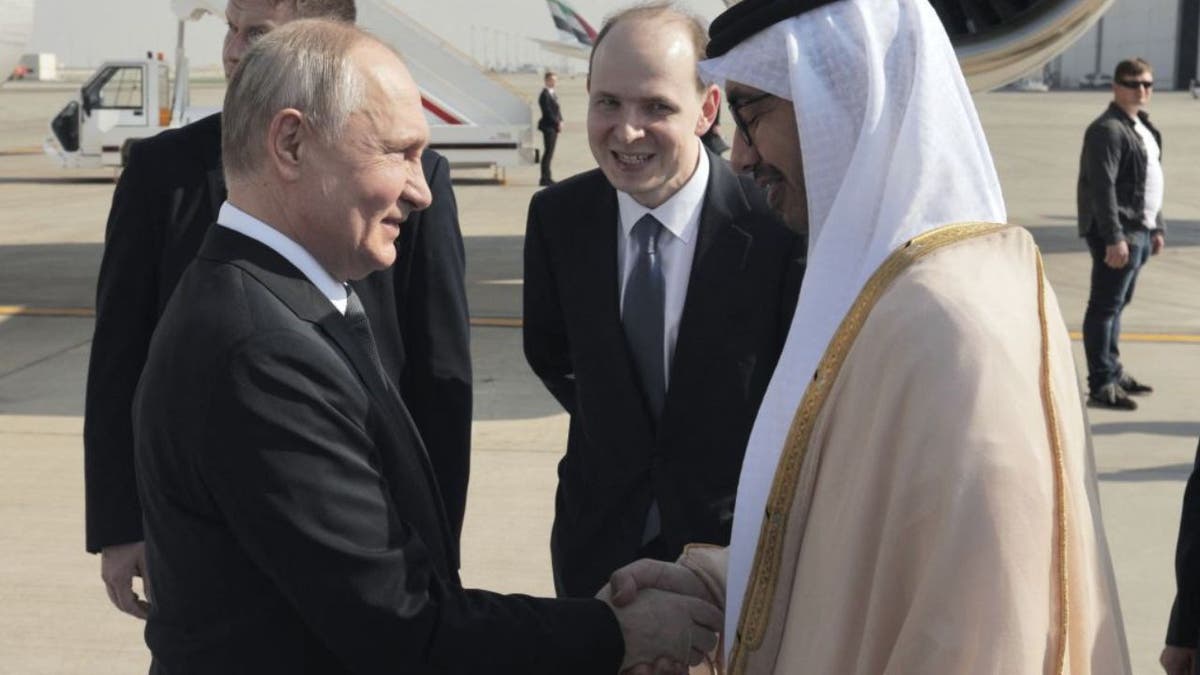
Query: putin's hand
1160,645,1194,675
101,540,150,619
598,582,721,671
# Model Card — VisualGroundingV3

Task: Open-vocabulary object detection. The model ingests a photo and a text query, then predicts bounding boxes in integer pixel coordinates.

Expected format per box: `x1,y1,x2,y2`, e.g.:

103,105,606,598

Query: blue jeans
1082,228,1151,393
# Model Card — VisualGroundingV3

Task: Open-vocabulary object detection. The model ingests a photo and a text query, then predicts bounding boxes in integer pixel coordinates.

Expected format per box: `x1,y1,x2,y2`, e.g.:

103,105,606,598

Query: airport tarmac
1,72,1199,673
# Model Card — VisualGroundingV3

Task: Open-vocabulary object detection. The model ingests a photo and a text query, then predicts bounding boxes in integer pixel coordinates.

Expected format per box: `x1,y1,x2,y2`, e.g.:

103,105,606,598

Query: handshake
596,549,727,675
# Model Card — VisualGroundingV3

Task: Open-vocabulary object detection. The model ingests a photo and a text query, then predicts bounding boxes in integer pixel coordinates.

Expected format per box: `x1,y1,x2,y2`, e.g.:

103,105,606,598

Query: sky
28,0,729,70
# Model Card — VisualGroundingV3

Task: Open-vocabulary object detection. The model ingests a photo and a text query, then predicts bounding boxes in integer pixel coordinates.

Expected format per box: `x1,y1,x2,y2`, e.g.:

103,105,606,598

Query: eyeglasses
1117,79,1154,90
728,92,774,147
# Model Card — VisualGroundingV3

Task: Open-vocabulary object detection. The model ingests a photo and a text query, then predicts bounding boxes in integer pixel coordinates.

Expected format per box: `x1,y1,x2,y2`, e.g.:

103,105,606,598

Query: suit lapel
206,167,226,218
316,313,394,405
691,149,753,270
315,312,457,573
201,114,226,217
662,152,753,429
572,182,659,433
572,184,625,355
198,229,391,405
314,312,425,469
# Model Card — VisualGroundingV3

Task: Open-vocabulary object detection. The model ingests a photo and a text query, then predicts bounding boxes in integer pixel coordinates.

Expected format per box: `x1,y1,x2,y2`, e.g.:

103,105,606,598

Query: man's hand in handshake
597,559,721,675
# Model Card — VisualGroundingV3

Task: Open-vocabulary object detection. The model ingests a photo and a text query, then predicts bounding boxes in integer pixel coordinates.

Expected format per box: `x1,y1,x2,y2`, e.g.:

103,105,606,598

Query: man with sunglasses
1077,57,1167,410
523,3,803,600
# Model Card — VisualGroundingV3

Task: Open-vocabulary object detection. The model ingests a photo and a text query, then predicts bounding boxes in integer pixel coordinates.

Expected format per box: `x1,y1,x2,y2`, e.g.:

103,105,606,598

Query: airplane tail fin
545,0,597,47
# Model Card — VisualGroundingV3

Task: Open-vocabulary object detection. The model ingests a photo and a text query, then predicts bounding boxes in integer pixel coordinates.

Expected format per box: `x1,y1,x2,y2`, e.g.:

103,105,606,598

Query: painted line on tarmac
470,316,523,328
0,146,43,157
0,305,95,318
1066,331,1200,344
4,306,1200,343
0,305,526,328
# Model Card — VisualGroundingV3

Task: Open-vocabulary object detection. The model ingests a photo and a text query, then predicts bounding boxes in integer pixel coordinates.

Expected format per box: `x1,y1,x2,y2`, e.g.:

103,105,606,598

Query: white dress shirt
1132,117,1163,230
216,201,350,314
616,142,710,388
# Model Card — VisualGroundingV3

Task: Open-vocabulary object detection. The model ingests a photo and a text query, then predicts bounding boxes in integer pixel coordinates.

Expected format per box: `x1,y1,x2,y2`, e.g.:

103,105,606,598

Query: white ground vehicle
44,0,539,177
45,54,209,169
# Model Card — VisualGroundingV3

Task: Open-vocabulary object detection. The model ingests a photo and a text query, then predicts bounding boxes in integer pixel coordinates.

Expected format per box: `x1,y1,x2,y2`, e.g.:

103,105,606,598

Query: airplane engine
933,0,1113,91
718,0,1114,91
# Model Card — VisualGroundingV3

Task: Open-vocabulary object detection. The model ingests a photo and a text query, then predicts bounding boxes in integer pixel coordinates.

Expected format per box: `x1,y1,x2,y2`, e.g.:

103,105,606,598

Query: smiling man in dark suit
84,0,472,620
523,4,804,599
134,20,720,673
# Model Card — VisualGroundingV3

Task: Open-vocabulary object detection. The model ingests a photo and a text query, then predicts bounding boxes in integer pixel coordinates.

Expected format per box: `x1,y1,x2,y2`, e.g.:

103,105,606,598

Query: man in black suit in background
1163,437,1200,675
134,21,719,672
523,5,804,599
537,70,563,186
85,0,472,619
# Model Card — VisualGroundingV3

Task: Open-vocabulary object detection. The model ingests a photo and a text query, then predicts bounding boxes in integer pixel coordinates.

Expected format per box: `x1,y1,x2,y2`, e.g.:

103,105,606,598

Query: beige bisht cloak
684,223,1130,674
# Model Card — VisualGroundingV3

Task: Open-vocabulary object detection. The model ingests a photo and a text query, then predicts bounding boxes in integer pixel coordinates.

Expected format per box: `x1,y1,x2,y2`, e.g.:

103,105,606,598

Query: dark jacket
84,113,474,562
537,88,562,132
135,227,621,674
1077,102,1166,244
1167,438,1200,649
523,148,804,597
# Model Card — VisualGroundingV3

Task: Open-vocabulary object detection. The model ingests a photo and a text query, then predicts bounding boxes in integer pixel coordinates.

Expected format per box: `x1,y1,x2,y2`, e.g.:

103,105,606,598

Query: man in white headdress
607,0,1131,672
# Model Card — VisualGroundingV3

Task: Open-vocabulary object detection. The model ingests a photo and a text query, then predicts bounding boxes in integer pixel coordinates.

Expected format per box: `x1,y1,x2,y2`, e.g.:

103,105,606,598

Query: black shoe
1118,374,1153,395
538,177,555,187
1087,383,1138,410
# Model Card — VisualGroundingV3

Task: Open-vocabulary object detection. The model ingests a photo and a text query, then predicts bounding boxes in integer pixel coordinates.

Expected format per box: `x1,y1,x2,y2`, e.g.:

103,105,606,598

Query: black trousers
1081,228,1151,393
540,128,558,183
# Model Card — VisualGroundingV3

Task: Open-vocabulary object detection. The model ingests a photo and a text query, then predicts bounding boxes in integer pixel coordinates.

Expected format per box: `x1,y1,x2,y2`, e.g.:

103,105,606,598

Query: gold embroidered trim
1035,252,1070,675
729,222,1012,673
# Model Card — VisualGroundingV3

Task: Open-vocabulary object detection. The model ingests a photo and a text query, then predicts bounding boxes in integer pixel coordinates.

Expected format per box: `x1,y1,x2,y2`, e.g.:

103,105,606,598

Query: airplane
0,0,35,78
528,0,737,62
529,0,595,61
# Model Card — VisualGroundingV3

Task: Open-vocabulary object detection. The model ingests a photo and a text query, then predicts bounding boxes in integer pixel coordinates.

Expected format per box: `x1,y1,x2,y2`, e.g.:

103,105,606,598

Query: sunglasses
1117,79,1154,90
727,92,774,147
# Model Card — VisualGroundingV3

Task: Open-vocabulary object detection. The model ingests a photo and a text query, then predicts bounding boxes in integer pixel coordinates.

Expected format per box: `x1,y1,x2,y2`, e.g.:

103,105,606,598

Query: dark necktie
623,214,667,547
344,288,389,391
622,213,667,421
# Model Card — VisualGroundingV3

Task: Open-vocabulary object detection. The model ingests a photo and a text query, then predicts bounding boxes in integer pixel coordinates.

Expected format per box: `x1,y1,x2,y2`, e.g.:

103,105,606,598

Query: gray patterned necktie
345,289,389,390
622,213,667,422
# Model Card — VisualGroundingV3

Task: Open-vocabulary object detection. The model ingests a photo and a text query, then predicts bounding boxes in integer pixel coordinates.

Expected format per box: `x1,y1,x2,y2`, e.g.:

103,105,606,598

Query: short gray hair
292,0,356,22
222,19,374,180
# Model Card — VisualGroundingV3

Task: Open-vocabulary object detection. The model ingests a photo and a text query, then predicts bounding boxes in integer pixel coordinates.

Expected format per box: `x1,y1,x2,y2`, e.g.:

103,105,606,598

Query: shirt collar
617,141,710,244
216,201,350,313
1107,101,1149,126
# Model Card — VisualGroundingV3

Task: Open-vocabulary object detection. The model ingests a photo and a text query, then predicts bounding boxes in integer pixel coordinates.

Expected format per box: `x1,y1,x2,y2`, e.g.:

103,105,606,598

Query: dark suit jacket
84,113,473,562
523,149,804,597
1167,438,1200,650
134,227,620,674
537,88,562,132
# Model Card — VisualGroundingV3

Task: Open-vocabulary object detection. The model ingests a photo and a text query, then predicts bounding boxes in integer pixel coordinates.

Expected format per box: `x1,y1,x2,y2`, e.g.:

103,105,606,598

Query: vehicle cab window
86,66,144,110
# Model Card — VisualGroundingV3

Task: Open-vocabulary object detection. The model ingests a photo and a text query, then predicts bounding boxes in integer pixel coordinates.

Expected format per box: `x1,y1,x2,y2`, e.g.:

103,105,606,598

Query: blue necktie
623,214,667,546
622,213,666,421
